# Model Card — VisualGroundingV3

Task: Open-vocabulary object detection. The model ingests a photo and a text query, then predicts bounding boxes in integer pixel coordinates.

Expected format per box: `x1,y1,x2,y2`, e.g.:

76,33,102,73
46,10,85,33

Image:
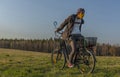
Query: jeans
69,34,83,63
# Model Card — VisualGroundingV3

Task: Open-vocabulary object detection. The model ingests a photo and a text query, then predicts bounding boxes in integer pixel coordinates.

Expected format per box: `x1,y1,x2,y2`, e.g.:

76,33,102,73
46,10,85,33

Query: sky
0,0,120,45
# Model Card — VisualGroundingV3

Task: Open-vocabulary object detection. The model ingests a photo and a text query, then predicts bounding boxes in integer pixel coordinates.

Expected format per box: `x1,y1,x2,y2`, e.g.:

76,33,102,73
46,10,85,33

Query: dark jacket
56,14,84,40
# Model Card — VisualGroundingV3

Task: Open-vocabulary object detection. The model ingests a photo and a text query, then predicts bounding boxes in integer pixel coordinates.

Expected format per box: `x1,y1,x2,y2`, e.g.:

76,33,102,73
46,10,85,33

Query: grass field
0,48,120,77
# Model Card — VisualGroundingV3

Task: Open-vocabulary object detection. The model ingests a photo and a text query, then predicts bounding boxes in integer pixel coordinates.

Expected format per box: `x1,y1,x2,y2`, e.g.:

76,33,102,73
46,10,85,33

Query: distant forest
0,38,120,56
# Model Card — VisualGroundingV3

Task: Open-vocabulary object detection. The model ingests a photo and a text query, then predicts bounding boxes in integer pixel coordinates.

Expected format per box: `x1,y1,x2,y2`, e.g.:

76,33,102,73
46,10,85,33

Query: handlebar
53,21,63,39
56,31,63,34
54,31,63,38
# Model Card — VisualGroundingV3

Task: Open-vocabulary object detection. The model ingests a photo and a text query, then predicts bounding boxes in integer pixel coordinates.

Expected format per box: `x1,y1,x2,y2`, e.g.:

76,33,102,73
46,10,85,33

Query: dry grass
0,48,119,77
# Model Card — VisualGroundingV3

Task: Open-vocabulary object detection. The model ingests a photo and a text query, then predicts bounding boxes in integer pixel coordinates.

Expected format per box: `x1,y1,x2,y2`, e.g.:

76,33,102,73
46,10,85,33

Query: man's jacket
56,14,84,40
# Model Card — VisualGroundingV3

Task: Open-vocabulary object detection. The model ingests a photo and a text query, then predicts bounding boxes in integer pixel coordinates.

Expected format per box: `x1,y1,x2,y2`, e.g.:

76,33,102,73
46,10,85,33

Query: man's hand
55,29,58,33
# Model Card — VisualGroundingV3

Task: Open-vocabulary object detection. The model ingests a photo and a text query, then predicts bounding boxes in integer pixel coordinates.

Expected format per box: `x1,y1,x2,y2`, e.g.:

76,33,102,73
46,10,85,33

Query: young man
55,8,85,68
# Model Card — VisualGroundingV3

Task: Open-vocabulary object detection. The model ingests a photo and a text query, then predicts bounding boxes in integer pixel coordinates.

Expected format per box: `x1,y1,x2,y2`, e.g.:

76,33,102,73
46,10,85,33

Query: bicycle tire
51,48,66,70
75,49,96,74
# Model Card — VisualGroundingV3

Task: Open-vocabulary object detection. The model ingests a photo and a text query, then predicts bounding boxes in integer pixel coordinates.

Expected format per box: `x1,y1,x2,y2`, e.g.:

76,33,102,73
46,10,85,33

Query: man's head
77,8,85,19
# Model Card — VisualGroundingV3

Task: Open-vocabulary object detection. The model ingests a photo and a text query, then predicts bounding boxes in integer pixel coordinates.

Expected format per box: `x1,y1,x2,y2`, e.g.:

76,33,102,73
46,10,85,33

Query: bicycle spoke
76,49,95,73
51,49,66,69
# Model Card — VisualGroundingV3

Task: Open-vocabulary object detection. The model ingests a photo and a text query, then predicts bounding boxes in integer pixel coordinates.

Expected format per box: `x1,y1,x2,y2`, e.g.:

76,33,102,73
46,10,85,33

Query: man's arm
56,15,72,32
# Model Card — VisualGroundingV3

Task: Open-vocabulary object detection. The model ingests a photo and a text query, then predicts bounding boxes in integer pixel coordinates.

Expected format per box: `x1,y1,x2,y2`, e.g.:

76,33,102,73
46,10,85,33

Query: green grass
0,48,120,77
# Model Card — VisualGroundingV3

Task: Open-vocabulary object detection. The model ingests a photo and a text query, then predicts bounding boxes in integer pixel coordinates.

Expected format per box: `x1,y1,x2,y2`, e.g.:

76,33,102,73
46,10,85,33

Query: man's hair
77,8,85,14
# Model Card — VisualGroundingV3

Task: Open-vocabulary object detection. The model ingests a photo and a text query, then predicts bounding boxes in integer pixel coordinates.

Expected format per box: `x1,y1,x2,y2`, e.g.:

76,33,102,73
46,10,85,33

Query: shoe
68,63,74,68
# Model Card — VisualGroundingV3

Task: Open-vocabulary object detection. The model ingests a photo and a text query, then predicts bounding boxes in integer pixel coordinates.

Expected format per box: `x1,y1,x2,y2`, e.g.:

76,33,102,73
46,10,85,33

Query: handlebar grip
57,31,63,34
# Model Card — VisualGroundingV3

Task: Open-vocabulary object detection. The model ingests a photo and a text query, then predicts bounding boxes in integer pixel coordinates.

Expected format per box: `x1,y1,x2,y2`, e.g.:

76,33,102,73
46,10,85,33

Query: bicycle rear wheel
51,48,66,69
76,49,96,74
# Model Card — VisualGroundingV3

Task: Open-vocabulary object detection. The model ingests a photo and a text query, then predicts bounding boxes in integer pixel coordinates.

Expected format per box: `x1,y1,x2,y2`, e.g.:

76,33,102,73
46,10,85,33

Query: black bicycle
51,21,97,74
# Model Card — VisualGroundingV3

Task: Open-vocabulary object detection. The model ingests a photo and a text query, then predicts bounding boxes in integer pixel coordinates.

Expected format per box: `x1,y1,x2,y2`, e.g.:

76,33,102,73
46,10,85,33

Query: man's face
77,11,85,19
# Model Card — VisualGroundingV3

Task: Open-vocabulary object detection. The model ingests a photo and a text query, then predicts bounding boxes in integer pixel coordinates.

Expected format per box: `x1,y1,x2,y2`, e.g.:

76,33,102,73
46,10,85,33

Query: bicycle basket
85,37,97,47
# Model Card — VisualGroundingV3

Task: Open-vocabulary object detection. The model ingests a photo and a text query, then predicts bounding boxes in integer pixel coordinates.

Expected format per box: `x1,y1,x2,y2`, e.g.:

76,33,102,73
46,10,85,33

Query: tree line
0,38,120,56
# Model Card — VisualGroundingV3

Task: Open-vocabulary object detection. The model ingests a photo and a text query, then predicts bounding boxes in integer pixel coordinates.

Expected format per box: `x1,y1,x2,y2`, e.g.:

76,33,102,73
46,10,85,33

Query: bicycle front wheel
51,48,66,69
76,49,96,74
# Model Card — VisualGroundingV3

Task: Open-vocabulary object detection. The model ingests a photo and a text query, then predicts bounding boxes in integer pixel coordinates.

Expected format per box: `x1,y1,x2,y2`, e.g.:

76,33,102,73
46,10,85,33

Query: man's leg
68,40,76,67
